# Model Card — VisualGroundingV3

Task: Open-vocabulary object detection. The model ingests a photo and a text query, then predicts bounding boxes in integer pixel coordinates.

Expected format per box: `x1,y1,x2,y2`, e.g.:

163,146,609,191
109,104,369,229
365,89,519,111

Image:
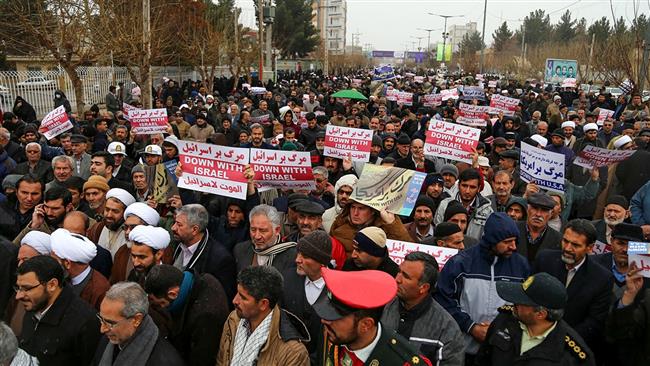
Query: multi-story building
311,0,347,55
448,22,477,52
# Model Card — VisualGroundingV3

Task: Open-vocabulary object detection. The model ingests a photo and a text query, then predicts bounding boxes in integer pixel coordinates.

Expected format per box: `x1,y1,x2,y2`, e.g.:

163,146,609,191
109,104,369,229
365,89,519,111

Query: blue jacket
631,180,650,225
434,212,530,355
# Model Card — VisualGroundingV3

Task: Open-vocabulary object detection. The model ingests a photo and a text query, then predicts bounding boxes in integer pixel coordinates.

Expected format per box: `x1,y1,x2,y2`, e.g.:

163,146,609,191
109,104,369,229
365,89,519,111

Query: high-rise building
448,22,478,52
311,0,347,55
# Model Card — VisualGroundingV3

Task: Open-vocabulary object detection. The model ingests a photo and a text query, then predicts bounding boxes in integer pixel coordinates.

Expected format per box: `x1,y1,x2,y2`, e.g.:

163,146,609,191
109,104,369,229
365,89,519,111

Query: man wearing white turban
50,228,110,310
109,202,161,283
127,225,170,285
88,188,136,258
19,231,52,265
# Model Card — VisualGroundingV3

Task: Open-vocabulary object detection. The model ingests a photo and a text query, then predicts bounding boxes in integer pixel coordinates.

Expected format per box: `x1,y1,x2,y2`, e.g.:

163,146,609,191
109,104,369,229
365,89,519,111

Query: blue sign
544,58,578,84
372,50,395,58
399,171,427,216
462,86,486,101
373,65,396,81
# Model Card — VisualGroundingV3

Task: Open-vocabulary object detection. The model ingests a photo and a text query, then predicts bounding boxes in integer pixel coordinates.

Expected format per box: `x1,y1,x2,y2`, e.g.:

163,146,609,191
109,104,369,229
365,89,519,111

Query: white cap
477,156,490,167
124,202,160,226
206,94,214,100
129,225,170,250
106,188,136,207
144,144,162,156
21,231,51,255
553,95,562,101
163,135,179,148
561,121,576,129
531,134,548,147
107,141,127,156
50,229,97,264
583,123,599,132
179,104,190,110
614,135,633,149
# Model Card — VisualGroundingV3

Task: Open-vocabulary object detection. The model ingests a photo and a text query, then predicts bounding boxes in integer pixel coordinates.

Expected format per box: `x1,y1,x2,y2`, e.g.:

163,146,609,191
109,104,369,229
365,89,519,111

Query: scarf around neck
98,314,159,366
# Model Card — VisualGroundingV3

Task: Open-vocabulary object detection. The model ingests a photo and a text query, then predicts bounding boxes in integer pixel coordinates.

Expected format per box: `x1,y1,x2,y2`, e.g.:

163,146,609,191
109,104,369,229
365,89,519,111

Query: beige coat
217,306,309,366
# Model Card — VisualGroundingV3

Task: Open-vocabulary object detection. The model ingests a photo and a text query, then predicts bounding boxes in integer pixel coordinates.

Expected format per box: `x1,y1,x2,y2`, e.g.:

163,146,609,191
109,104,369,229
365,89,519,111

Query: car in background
16,76,56,91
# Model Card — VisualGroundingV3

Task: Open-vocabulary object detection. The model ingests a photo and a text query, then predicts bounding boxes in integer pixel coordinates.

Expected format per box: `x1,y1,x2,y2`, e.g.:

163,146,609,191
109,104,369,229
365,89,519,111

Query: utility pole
143,0,151,109
418,28,438,65
640,24,650,91
233,7,240,92
411,36,425,51
479,0,487,73
323,1,329,76
257,0,264,83
429,13,463,63
520,24,526,67
585,33,595,82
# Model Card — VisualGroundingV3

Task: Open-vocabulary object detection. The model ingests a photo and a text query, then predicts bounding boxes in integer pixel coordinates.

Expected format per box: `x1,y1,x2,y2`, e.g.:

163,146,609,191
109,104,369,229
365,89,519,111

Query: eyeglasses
13,282,44,293
96,313,132,329
122,224,138,232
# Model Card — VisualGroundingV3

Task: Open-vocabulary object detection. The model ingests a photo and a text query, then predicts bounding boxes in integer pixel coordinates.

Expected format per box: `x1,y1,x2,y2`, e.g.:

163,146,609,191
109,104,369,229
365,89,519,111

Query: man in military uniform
475,272,595,365
313,268,432,366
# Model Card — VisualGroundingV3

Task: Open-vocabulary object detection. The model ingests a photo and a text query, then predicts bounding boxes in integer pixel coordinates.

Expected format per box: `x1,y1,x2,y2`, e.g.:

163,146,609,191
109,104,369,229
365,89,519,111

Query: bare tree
1,0,101,115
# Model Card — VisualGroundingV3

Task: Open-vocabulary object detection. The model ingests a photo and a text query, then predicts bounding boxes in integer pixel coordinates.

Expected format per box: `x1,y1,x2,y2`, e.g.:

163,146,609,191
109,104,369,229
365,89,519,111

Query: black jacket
394,156,436,173
475,307,595,366
167,271,230,366
172,231,237,301
233,239,298,276
515,222,562,265
533,250,613,348
341,254,399,277
0,238,17,316
20,286,102,366
5,140,26,163
591,220,607,245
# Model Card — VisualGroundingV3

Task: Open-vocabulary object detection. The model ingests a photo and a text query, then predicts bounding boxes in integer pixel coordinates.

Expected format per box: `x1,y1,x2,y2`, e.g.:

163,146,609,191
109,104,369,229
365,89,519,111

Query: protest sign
250,87,267,95
144,164,179,203
324,125,372,162
177,140,250,199
476,74,484,81
490,94,519,116
545,58,578,83
520,142,565,193
387,239,458,269
628,242,650,254
573,145,635,169
462,86,486,101
440,88,459,101
38,105,72,140
424,120,480,164
591,241,611,255
457,103,490,127
422,94,442,107
386,88,399,101
488,80,498,88
414,75,424,83
250,114,272,125
163,160,179,184
351,164,426,216
373,65,396,81
628,254,650,277
250,149,315,190
596,108,614,125
351,78,362,87
129,108,169,135
561,78,577,88
122,102,140,121
396,92,413,106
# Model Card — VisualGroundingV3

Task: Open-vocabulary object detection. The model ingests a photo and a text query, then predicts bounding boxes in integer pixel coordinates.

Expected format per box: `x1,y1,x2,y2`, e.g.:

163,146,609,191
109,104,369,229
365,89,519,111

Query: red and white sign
387,239,458,270
424,120,480,164
324,125,372,162
129,108,168,135
397,92,413,106
441,88,459,101
476,74,484,81
573,145,635,168
488,80,498,88
628,254,650,278
39,106,72,140
596,108,615,125
122,102,140,121
177,141,250,199
490,94,519,116
386,88,399,101
250,149,315,190
250,114,271,125
561,78,577,88
591,241,611,255
457,103,491,127
422,94,442,107
414,76,425,83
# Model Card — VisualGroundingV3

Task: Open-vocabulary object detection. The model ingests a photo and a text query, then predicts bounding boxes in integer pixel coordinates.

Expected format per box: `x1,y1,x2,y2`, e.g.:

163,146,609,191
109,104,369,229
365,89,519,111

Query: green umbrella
331,89,368,100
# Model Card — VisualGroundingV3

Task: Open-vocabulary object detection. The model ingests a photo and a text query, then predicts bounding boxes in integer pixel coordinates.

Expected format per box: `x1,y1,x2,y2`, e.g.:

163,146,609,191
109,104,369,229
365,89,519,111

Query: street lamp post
479,0,488,73
429,13,463,63
417,28,438,65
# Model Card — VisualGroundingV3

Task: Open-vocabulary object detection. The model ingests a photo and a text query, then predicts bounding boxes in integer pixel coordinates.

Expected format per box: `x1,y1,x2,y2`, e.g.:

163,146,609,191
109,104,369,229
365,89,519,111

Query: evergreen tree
587,16,611,43
554,10,576,42
492,21,513,51
518,9,552,46
272,0,319,58
460,31,484,55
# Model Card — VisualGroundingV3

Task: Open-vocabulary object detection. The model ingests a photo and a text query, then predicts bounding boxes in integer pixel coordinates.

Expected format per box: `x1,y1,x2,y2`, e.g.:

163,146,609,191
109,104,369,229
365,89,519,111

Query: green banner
436,43,452,62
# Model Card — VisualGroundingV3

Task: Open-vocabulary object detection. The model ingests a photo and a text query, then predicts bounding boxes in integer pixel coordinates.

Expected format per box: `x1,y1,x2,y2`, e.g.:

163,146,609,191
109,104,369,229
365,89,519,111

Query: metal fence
0,66,201,118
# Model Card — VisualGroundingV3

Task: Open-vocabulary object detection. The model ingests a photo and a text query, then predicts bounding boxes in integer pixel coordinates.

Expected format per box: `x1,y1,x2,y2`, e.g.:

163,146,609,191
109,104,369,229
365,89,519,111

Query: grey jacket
434,195,494,240
381,296,465,366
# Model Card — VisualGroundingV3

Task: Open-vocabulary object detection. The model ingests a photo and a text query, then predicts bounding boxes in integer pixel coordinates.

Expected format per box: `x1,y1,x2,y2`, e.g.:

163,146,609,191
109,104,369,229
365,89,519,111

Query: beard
605,216,625,227
561,251,576,265
105,218,124,231
45,214,66,228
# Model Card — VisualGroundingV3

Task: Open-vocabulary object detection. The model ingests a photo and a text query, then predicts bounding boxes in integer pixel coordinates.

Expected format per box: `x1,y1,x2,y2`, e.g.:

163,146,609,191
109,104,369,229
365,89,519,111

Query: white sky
234,0,650,51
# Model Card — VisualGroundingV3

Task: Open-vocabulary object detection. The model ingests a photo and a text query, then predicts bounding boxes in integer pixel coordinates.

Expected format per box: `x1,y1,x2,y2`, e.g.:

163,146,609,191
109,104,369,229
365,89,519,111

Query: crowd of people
1,68,650,366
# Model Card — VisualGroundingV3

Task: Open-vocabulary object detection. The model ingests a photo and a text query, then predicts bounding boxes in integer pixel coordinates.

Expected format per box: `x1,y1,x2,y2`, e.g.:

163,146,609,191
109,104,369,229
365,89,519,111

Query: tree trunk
61,64,85,115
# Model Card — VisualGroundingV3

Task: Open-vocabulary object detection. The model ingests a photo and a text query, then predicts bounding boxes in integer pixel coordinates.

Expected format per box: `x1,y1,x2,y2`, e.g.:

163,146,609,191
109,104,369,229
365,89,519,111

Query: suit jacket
591,219,608,245
515,221,562,264
394,156,436,173
233,239,298,277
12,159,52,183
533,249,613,348
73,152,92,180
108,176,134,195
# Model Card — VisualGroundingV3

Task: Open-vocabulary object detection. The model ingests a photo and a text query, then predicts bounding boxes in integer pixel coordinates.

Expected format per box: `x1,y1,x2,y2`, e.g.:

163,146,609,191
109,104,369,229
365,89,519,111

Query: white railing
0,66,209,118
